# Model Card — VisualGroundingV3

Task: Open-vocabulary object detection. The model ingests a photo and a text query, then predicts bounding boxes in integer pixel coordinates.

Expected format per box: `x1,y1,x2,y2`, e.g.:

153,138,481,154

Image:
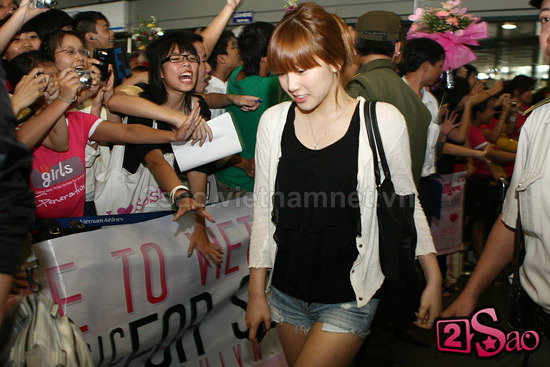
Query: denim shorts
268,286,379,338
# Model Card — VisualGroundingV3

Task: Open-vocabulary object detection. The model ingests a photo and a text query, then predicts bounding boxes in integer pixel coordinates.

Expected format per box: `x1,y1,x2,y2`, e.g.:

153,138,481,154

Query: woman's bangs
167,40,196,57
268,26,320,75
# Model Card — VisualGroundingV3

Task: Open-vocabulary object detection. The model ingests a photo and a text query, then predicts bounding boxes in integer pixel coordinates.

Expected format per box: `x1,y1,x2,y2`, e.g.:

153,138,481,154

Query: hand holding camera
500,93,513,113
56,68,82,105
32,0,57,8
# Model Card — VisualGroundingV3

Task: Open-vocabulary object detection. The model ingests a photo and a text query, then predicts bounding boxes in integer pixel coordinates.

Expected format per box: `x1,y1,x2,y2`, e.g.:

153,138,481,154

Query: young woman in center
245,3,442,366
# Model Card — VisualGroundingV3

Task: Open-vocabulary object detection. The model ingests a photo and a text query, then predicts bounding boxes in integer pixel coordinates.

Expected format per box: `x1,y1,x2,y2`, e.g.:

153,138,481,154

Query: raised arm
200,0,242,58
483,94,512,143
15,68,81,150
0,0,47,54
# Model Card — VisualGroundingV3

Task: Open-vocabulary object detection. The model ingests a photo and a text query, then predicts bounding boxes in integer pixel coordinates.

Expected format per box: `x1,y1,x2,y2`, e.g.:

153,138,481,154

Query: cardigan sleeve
249,105,278,268
374,102,436,257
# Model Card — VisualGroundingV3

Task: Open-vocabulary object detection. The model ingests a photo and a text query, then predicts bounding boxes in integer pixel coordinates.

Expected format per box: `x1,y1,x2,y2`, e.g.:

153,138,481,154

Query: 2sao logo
436,307,540,357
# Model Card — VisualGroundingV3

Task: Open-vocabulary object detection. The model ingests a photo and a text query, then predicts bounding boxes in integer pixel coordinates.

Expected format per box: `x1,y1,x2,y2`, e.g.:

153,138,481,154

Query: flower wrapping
407,22,488,71
407,0,488,70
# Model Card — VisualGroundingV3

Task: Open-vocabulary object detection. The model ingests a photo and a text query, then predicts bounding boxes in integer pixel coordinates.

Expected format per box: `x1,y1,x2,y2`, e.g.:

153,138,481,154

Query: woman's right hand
11,68,48,113
57,68,82,104
190,120,213,146
245,293,271,343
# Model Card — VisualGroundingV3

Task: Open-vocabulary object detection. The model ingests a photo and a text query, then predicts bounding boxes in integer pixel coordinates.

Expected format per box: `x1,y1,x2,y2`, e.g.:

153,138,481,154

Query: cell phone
93,47,131,86
247,322,267,343
93,49,110,82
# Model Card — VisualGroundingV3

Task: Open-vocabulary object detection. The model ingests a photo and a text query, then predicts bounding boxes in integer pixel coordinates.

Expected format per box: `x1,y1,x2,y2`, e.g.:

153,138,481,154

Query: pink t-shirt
30,111,102,219
468,124,491,177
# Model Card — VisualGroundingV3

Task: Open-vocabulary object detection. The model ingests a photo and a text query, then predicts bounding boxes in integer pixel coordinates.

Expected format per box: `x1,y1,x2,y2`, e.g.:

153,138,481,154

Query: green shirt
215,66,281,192
347,59,431,187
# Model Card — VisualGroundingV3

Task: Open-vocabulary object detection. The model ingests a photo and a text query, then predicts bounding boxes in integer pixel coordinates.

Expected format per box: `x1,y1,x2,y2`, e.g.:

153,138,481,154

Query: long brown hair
268,2,354,86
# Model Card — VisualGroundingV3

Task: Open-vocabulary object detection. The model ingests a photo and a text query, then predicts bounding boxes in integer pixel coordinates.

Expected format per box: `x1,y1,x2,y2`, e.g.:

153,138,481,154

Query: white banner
32,198,287,367
431,172,466,256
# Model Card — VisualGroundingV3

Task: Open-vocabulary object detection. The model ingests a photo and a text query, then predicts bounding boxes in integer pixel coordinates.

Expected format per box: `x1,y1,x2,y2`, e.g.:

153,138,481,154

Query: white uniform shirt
501,101,550,313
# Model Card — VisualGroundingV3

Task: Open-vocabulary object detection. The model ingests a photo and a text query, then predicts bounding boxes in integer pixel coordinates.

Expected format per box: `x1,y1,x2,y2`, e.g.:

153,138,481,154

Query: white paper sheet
171,112,243,172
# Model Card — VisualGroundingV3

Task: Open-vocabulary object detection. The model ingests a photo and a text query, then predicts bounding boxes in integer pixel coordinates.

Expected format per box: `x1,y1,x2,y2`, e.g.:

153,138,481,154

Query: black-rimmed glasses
162,54,200,64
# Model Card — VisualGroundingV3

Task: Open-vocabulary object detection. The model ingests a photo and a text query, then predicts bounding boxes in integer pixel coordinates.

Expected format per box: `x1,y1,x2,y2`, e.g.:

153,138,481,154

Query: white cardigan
249,97,435,307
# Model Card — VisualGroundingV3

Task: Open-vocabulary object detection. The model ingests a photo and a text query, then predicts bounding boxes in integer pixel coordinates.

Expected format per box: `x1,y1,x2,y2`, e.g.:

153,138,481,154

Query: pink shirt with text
30,111,102,219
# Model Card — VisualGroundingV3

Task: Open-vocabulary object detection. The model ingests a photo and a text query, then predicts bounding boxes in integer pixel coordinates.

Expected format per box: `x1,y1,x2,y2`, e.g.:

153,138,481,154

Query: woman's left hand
414,281,442,329
173,197,215,223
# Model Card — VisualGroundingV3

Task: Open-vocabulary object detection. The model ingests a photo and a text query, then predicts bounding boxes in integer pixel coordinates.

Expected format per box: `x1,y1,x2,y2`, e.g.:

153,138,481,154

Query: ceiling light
502,23,517,30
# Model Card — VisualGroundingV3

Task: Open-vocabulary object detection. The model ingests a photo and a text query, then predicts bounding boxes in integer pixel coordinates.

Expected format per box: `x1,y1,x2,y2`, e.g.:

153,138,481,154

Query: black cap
530,0,542,8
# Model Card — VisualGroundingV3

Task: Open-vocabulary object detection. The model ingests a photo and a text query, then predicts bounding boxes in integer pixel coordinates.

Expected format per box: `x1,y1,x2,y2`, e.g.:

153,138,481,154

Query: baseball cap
355,11,401,42
530,0,542,8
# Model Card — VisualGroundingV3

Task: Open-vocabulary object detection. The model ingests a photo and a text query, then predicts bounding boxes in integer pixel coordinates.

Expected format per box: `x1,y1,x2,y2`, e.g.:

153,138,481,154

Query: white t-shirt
205,76,228,119
403,76,440,177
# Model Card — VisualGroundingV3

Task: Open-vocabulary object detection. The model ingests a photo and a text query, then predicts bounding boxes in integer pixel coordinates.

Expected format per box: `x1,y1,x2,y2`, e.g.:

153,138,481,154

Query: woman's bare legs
277,321,364,367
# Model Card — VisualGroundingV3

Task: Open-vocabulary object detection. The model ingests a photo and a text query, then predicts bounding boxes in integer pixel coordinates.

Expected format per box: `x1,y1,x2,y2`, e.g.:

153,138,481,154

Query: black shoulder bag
364,100,424,323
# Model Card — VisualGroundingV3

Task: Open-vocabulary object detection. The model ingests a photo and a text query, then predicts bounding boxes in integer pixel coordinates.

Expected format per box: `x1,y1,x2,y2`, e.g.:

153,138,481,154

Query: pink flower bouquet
407,0,488,71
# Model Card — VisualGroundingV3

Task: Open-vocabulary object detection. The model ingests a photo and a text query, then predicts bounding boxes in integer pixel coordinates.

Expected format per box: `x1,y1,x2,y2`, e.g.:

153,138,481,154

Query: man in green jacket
347,10,435,367
347,11,431,188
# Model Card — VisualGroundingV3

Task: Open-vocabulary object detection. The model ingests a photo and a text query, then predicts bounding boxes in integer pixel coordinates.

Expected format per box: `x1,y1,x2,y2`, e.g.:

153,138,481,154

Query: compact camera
33,0,57,8
74,69,92,89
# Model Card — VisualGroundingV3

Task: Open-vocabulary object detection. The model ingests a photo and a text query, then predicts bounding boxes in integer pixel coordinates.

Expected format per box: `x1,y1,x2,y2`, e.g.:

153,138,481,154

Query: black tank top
271,102,361,303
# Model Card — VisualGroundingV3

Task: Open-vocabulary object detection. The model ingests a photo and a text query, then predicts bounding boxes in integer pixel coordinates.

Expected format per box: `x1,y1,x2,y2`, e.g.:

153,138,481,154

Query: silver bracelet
57,95,77,104
170,185,190,204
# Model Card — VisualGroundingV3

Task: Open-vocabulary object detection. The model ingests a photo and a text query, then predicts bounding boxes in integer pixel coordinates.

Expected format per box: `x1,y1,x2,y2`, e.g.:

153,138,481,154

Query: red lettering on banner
236,215,252,236
251,341,262,361
46,262,82,317
236,215,252,265
199,357,210,367
232,344,243,367
111,248,135,313
141,243,168,304
218,351,225,367
217,220,241,276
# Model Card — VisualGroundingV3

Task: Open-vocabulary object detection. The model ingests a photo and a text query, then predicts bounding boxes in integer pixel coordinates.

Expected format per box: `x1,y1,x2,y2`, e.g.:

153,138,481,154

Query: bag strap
364,100,393,186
